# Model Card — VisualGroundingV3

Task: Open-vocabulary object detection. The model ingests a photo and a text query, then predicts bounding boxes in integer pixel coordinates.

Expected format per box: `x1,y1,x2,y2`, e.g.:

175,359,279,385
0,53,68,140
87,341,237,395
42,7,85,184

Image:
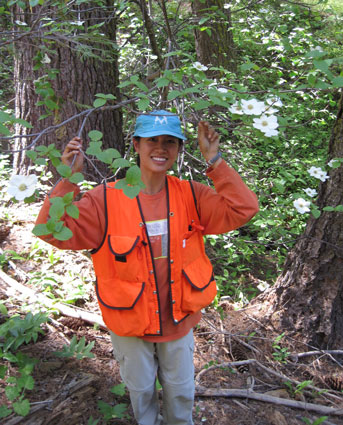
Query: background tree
264,92,343,350
192,0,236,72
11,0,123,181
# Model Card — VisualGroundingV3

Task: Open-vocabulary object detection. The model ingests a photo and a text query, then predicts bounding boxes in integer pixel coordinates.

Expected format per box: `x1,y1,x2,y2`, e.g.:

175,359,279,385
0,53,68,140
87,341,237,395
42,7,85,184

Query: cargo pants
110,330,195,425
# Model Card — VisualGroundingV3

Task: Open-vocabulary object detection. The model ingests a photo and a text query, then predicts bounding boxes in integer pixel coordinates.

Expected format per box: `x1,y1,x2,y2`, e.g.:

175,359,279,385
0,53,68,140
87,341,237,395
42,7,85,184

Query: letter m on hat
154,115,168,126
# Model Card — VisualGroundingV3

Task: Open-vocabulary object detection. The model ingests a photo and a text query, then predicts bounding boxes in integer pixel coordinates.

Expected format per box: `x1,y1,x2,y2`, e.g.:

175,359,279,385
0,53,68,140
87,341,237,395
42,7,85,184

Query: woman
36,110,259,425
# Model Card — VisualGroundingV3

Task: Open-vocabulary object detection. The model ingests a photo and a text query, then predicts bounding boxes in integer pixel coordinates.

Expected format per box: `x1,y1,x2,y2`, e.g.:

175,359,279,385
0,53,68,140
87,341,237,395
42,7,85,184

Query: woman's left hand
197,121,221,165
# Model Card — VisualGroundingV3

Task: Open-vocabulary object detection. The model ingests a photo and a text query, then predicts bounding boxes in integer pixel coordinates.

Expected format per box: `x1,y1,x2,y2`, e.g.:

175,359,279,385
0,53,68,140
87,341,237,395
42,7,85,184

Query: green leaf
313,60,330,74
0,110,12,123
137,97,149,111
69,172,84,184
167,90,181,101
125,165,141,185
0,123,11,136
53,226,73,241
86,141,102,156
49,202,65,220
5,385,20,401
54,221,63,233
46,219,57,232
13,398,30,416
311,208,321,219
95,93,115,100
156,78,170,88
25,151,37,160
123,184,140,199
110,382,126,396
32,224,52,236
193,100,211,110
114,179,126,190
93,98,107,108
13,118,32,128
96,148,121,164
34,158,47,166
112,158,130,168
0,405,12,418
88,130,103,141
29,0,40,6
45,98,59,110
66,204,79,219
88,130,103,142
56,164,72,178
332,76,343,88
18,374,34,390
62,192,74,204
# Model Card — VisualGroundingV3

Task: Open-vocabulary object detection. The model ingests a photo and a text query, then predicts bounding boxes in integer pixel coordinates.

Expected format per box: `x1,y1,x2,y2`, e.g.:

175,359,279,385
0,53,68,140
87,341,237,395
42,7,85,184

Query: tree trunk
266,93,343,349
192,0,236,73
12,1,123,182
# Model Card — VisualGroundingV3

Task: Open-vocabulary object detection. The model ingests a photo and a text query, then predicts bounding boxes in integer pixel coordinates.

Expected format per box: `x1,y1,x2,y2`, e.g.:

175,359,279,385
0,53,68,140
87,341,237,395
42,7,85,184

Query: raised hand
197,121,221,165
61,137,84,174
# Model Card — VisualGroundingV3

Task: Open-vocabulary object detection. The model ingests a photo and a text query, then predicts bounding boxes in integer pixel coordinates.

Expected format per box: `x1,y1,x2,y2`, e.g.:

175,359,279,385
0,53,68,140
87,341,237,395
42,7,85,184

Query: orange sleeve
34,179,106,250
192,160,259,235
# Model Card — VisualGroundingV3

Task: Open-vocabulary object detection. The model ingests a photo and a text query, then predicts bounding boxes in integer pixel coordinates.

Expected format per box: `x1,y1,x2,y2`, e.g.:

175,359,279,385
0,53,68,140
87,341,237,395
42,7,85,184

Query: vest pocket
181,255,217,313
108,235,145,281
95,278,150,336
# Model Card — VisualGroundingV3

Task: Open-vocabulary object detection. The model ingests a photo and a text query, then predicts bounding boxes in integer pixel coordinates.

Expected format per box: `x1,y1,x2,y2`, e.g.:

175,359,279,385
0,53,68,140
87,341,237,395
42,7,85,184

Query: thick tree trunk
192,0,236,73
12,2,123,182
266,93,343,349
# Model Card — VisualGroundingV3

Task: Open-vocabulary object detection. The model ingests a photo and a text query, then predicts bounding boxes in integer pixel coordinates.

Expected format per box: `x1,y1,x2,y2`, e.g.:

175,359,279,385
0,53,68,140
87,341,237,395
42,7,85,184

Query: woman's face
133,135,180,175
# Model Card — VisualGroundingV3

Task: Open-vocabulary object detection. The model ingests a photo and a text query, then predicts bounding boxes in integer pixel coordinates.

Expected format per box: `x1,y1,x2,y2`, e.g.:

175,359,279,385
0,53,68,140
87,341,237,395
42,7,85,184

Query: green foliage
54,335,95,360
272,333,290,363
0,311,46,418
301,416,329,425
0,312,48,352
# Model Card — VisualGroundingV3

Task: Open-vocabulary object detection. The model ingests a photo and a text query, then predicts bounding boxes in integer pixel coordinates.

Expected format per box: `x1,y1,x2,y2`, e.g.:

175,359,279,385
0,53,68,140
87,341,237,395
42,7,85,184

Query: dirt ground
1,203,343,425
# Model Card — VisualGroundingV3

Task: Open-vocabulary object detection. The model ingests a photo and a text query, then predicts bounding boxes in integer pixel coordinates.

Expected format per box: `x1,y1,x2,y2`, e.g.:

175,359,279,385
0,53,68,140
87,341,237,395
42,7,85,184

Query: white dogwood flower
253,114,279,136
241,99,266,115
217,87,228,93
7,174,37,201
328,159,340,168
317,170,330,182
193,62,208,71
308,166,330,182
304,188,317,198
229,102,244,115
266,96,283,107
293,198,311,214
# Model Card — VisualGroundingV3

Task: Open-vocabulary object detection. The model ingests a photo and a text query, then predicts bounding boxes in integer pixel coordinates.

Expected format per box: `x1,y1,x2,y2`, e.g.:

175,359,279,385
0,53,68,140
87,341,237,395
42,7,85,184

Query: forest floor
1,202,343,425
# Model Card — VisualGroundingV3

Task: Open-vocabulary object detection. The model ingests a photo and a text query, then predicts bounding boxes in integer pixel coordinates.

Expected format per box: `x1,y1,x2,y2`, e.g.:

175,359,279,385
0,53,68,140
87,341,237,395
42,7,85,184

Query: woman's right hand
61,137,84,174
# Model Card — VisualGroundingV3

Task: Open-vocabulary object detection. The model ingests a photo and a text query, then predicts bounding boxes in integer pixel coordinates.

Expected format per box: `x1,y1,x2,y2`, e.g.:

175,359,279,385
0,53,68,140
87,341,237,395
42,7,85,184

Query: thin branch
195,386,343,417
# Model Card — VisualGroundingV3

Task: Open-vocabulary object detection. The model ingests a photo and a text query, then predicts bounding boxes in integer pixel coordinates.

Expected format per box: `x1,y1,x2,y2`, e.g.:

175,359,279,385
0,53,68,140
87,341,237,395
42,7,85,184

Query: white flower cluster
293,164,332,214
308,166,329,182
229,97,283,137
7,174,37,201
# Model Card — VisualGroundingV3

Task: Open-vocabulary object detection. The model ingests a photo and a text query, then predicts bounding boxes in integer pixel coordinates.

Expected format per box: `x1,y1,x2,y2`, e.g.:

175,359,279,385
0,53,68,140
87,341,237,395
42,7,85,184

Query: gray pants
110,330,195,425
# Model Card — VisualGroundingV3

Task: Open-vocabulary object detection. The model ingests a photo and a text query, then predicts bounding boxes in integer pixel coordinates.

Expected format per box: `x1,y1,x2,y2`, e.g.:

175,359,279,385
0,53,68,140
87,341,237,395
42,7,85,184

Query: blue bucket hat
133,110,186,140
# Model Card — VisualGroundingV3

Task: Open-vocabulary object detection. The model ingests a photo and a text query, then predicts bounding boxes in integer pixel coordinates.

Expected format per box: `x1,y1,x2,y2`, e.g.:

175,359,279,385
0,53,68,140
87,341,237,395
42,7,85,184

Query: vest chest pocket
108,235,146,281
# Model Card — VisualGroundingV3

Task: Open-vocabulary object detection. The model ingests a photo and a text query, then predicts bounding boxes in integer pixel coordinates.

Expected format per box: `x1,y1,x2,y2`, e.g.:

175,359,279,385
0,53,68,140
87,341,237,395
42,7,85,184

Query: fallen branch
196,358,343,403
195,387,343,417
0,268,106,330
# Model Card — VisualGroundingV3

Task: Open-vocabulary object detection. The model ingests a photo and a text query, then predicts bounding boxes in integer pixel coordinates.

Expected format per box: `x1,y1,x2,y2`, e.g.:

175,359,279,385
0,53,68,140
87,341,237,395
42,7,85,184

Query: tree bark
12,1,123,182
266,93,343,349
192,0,236,73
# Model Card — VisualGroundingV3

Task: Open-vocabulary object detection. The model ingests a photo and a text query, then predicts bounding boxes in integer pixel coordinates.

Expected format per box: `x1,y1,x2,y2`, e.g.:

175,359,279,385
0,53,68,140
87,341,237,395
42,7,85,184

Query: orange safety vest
91,175,217,337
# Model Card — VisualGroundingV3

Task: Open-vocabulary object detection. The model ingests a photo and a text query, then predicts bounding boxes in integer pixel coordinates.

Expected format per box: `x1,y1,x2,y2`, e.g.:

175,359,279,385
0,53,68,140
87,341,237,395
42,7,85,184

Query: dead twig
195,386,343,417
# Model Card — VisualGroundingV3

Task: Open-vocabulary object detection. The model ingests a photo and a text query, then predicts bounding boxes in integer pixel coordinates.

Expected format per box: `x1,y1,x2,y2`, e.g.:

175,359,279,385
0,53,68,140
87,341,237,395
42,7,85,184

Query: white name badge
146,219,168,237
